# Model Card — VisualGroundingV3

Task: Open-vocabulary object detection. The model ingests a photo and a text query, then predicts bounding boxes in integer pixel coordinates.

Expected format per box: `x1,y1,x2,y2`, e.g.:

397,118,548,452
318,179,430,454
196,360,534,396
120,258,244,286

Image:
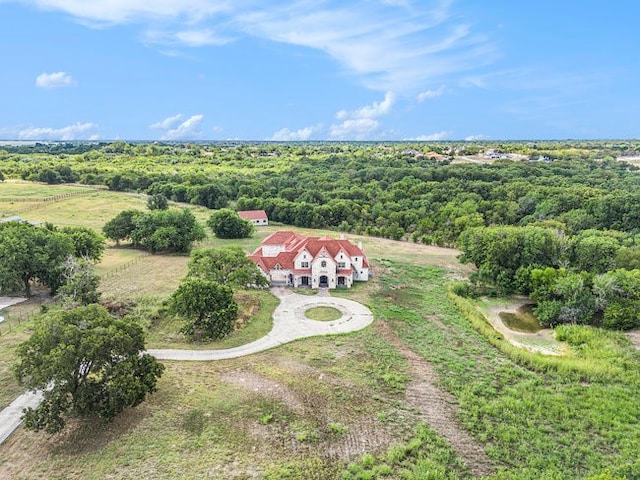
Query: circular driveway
147,288,373,361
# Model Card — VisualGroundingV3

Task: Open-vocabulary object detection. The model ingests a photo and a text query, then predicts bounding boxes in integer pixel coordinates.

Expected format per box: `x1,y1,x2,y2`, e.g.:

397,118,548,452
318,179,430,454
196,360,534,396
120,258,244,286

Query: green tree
571,233,621,273
458,226,563,293
170,278,238,340
594,269,640,330
102,209,142,244
61,226,106,261
0,170,4,181
530,268,595,327
55,256,101,307
614,247,640,270
14,304,164,433
188,246,268,288
130,208,205,253
0,221,74,296
207,209,255,239
147,193,169,210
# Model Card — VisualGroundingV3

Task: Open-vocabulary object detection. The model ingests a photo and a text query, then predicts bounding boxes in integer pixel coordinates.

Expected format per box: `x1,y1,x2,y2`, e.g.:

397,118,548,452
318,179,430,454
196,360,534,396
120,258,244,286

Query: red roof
262,230,303,246
249,230,369,273
238,210,268,221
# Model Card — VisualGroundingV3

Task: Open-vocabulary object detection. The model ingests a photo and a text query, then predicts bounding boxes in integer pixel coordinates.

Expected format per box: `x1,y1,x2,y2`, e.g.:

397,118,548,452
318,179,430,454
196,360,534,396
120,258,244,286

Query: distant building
238,210,269,226
249,231,370,289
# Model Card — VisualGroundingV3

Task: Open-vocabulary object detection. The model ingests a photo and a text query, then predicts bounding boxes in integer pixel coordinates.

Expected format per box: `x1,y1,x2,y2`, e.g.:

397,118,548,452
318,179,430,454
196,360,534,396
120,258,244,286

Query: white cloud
417,86,445,102
211,125,224,133
24,0,230,25
329,92,396,140
150,113,184,130
413,130,450,141
464,134,489,141
270,125,321,141
237,2,495,91
336,91,395,120
35,71,76,88
329,118,380,140
17,1,495,92
16,122,99,140
175,29,232,46
144,29,233,47
160,114,204,140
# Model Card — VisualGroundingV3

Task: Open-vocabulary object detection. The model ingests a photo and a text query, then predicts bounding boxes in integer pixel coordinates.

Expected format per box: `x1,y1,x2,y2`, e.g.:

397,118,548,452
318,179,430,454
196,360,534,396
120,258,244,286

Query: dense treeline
1,142,639,246
457,225,640,329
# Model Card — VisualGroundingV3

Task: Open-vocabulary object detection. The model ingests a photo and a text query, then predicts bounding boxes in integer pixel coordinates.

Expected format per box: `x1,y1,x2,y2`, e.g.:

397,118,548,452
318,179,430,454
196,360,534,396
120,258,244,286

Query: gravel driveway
148,288,373,361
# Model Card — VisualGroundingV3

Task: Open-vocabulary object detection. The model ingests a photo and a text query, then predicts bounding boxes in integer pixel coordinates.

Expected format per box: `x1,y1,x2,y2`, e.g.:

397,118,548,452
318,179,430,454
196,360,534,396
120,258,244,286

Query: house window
275,264,282,270
337,262,346,269
321,260,327,268
301,261,309,268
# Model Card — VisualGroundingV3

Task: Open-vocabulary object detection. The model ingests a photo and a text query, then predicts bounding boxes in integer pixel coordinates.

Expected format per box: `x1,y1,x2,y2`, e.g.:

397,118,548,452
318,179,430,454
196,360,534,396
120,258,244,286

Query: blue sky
0,0,638,141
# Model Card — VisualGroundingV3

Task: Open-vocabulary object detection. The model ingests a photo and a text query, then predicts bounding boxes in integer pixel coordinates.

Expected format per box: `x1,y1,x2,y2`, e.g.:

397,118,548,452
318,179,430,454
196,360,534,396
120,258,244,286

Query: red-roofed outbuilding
238,210,268,226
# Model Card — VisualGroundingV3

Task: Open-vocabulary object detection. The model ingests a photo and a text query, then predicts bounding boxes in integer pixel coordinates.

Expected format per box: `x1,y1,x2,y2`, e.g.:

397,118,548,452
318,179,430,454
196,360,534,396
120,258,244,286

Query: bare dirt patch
375,321,495,478
220,366,400,463
221,371,305,412
627,330,640,350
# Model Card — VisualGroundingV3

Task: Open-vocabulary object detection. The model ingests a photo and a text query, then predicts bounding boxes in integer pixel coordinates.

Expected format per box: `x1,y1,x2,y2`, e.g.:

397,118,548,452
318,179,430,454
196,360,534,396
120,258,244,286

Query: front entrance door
319,275,329,287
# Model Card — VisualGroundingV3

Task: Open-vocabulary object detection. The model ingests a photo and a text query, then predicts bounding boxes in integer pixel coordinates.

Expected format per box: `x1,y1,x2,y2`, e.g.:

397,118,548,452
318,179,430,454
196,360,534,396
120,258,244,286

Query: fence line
0,249,151,336
1,190,99,215
0,309,38,336
101,252,152,280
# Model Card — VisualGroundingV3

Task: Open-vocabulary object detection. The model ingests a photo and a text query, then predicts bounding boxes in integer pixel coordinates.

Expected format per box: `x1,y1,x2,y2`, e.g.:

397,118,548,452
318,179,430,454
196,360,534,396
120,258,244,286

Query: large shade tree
207,209,255,239
14,304,164,433
0,221,74,296
188,246,268,288
170,277,238,340
60,225,107,261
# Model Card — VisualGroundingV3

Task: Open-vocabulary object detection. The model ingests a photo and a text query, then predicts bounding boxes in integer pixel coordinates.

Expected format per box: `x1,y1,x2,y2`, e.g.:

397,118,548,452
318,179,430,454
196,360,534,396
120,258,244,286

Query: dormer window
275,264,282,270
321,260,327,268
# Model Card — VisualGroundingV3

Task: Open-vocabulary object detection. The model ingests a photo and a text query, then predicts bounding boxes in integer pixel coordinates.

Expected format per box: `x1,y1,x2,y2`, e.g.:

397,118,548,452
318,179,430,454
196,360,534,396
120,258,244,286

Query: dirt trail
376,322,494,478
627,330,640,350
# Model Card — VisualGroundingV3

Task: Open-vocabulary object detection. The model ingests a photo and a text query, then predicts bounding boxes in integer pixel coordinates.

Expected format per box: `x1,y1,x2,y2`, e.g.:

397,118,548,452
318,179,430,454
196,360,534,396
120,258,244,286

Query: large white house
249,231,370,289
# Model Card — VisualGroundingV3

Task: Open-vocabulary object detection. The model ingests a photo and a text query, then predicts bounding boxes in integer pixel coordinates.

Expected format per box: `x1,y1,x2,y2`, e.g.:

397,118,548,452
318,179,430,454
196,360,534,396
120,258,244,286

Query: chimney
358,241,363,250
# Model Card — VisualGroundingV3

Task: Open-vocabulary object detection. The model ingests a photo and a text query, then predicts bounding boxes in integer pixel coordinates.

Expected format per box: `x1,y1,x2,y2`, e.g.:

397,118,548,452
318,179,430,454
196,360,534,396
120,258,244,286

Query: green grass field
0,182,639,479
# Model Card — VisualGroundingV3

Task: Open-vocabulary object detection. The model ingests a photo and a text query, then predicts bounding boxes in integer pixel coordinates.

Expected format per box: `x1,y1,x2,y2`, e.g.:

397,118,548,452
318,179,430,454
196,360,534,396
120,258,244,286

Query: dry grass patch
15,191,148,229
99,254,189,300
0,346,415,479
0,181,91,199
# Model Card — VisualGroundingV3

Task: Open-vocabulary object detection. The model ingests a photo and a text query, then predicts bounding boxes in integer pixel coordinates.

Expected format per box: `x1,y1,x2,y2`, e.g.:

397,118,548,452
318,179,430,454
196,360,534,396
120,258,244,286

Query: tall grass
371,261,640,479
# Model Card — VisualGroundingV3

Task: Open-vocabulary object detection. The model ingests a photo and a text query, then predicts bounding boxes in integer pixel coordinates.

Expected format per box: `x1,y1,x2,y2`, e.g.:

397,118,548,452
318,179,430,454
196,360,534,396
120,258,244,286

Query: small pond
499,304,541,333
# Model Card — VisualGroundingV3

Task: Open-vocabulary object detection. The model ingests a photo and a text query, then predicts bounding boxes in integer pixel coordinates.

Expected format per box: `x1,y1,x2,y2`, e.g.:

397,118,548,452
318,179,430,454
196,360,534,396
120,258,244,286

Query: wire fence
101,252,152,280
0,251,151,336
0,309,38,336
0,189,99,216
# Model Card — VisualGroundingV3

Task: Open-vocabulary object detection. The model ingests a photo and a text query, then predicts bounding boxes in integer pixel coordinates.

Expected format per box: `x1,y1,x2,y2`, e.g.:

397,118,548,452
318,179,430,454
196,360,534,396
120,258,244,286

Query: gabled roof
238,210,268,221
250,230,369,273
261,230,303,246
